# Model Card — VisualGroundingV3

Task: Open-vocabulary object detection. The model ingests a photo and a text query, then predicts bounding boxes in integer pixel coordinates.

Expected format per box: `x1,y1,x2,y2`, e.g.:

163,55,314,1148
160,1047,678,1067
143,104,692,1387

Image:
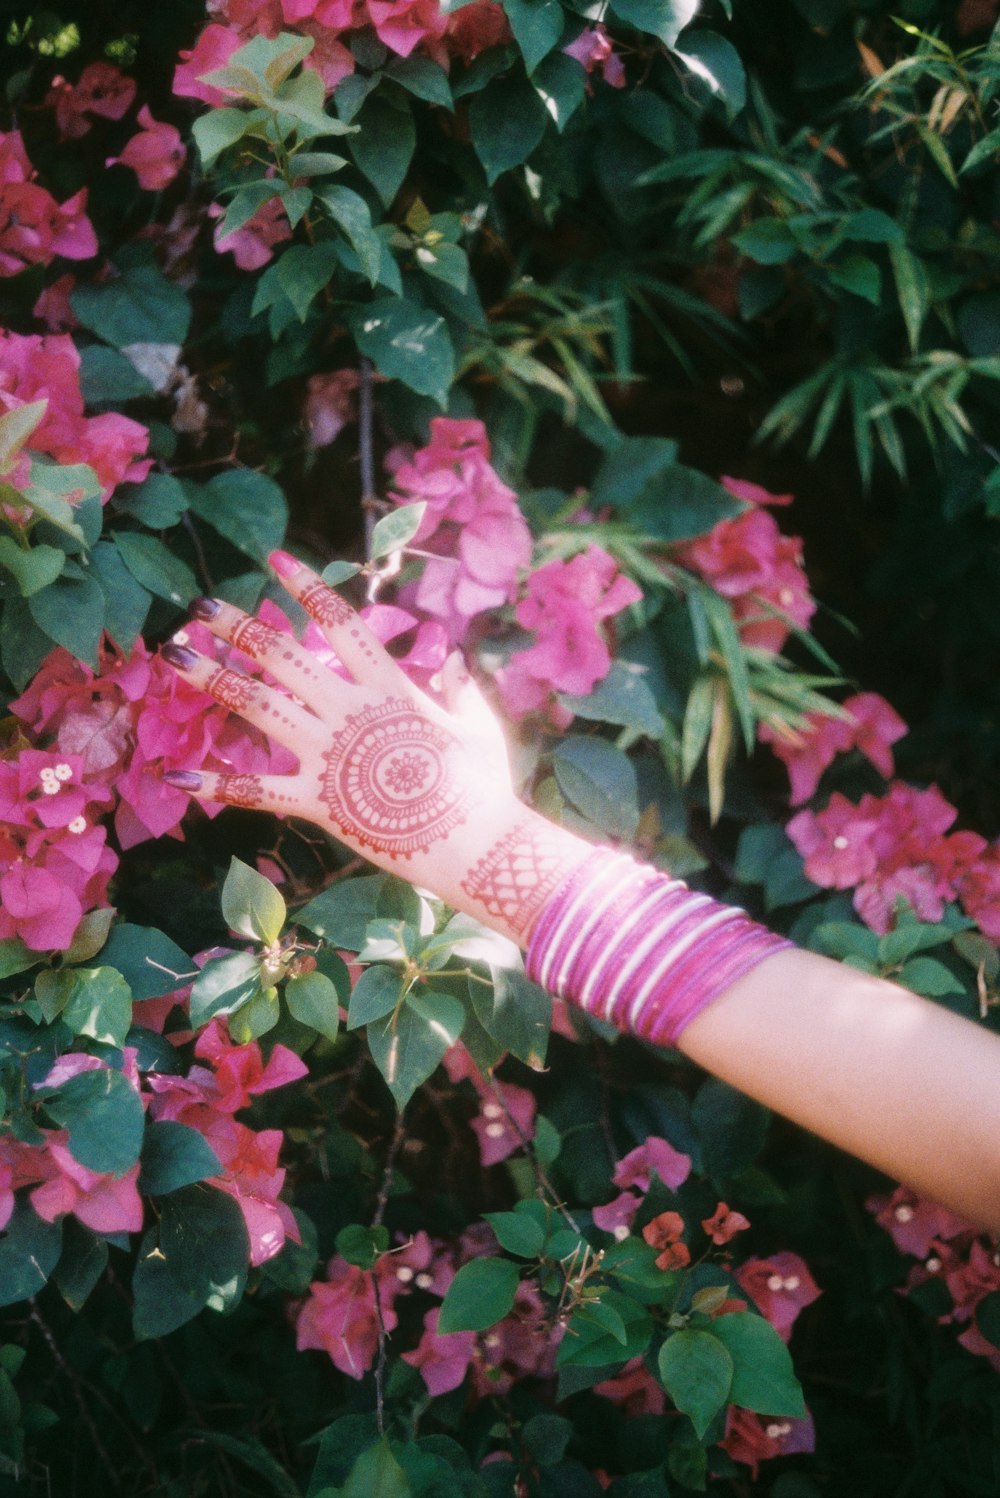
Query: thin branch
358,356,377,562
372,1112,407,1434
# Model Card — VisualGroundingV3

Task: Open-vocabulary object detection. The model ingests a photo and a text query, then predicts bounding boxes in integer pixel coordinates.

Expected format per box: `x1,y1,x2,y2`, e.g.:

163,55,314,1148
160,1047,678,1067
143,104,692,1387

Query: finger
161,641,321,758
268,549,410,691
437,651,511,769
187,597,346,718
161,767,310,817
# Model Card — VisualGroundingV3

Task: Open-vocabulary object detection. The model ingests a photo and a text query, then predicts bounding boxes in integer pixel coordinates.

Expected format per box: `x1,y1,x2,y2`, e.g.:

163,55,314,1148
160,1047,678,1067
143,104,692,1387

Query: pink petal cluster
147,1020,307,1265
735,1251,822,1342
441,1040,537,1166
0,329,149,501
0,749,116,950
868,1186,1000,1368
45,62,137,141
496,545,642,726
390,417,533,644
592,1135,692,1240
209,195,293,271
173,0,510,108
0,131,97,278
12,629,288,854
722,1408,816,1479
562,25,626,89
760,691,908,805
677,477,815,653
787,780,999,935
107,106,187,191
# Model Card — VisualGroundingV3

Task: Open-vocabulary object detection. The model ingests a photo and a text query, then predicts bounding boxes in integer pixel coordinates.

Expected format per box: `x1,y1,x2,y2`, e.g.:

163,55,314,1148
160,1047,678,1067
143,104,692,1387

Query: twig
181,510,215,595
372,1112,407,1434
29,1301,119,1481
358,356,377,561
485,1074,582,1234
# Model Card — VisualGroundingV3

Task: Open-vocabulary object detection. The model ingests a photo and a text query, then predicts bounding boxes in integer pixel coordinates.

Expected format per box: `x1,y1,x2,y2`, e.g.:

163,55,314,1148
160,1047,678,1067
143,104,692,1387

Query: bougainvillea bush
2,0,1000,1493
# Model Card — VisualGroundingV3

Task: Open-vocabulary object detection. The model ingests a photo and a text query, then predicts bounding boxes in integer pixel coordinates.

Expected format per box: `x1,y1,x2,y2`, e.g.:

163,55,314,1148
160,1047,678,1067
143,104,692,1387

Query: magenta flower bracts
525,849,792,1047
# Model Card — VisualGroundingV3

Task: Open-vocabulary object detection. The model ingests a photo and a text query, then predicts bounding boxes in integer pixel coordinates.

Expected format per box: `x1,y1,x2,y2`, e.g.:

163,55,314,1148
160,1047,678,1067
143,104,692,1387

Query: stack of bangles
524,848,792,1048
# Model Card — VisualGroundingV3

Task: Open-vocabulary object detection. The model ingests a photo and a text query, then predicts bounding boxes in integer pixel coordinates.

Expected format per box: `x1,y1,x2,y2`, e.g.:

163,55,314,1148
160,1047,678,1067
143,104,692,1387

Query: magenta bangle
524,849,792,1047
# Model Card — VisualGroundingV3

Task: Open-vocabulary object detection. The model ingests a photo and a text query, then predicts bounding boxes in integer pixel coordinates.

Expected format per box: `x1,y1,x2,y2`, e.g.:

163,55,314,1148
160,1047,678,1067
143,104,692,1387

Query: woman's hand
160,550,589,946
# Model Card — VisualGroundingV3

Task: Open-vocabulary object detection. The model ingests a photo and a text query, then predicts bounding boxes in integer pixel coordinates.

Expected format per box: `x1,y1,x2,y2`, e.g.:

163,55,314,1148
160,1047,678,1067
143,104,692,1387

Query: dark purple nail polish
191,596,221,620
162,642,198,670
162,770,204,791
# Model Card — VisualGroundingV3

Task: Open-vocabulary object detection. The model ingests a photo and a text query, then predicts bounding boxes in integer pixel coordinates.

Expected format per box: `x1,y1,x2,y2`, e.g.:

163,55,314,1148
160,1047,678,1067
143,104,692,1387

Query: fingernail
191,596,221,620
162,642,198,670
269,549,301,579
162,770,203,790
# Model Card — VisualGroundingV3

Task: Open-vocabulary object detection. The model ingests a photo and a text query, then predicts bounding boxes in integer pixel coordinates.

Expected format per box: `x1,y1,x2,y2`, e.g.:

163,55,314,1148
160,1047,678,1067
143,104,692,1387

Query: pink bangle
524,849,792,1047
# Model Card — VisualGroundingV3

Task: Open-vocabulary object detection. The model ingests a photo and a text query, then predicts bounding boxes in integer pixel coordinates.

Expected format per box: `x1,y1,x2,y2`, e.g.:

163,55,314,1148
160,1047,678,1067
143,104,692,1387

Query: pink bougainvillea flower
866,1186,972,1259
296,1255,403,1377
761,691,908,805
210,195,292,270
592,1190,642,1240
642,1211,690,1270
195,1019,308,1111
46,62,136,140
735,1252,821,1341
299,19,357,90
722,1407,815,1479
958,841,1000,940
108,106,186,190
33,273,78,332
403,1307,477,1394
562,24,626,89
701,1202,750,1245
367,0,448,57
444,0,511,62
29,1138,144,1235
470,1080,536,1167
593,1357,666,1416
471,1281,559,1395
720,475,795,507
173,25,243,105
786,792,881,889
0,134,97,276
612,1136,692,1193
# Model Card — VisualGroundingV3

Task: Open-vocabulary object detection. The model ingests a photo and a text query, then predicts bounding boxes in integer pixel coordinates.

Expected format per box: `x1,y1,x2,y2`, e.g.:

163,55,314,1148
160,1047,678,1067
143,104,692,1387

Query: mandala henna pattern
231,617,285,660
300,581,354,629
461,820,579,936
215,773,265,809
206,667,258,714
319,698,471,858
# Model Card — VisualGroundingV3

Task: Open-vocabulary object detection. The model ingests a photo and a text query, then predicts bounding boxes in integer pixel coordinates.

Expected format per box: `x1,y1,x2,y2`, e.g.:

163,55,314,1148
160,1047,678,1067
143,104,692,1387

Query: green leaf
553,736,640,838
222,857,287,945
384,55,453,108
658,1330,734,1439
675,30,746,114
0,399,46,470
841,207,902,243
0,538,65,597
71,260,192,349
43,1066,145,1175
592,441,743,540
0,937,36,981
90,540,152,649
216,181,282,240
899,956,966,998
319,185,383,286
710,1312,806,1417
413,240,469,293
470,76,548,184
607,0,698,45
139,1121,223,1195
79,345,155,405
295,873,387,948
191,106,255,166
889,243,930,355
341,1439,412,1498
133,1186,249,1338
187,469,288,564
132,1227,210,1339
731,218,798,265
59,967,133,1047
348,297,454,406
222,30,316,91
471,966,551,1070
693,1078,769,1181
370,502,427,559
95,924,196,1002
347,964,402,1029
438,1255,520,1332
483,1209,547,1258
367,988,465,1107
336,1222,390,1269
28,575,105,665
349,94,416,207
262,242,340,321
828,254,881,304
189,952,264,1028
113,532,197,608
503,0,565,73
531,51,587,131
52,1219,108,1312
557,1290,652,1367
559,659,664,738
229,985,280,1043
115,472,189,528
285,971,342,1040
322,559,362,584
288,149,350,176
0,1204,62,1308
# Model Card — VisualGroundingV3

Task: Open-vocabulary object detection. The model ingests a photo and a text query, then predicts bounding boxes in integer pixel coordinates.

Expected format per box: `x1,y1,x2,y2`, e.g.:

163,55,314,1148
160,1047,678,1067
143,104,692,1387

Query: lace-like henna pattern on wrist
206,668,258,714
461,820,582,937
299,581,355,629
319,697,472,857
214,773,265,809
231,617,285,660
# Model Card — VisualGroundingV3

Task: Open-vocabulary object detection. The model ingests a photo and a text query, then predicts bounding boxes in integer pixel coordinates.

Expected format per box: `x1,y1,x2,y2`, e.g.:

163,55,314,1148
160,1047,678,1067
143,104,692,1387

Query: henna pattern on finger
206,667,259,714
461,820,580,936
319,697,472,858
215,773,265,809
300,581,354,629
231,617,285,660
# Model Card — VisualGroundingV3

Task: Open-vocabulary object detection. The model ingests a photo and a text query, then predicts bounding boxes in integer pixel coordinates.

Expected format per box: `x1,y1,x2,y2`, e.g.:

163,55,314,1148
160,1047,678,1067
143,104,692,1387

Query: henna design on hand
300,581,355,629
231,617,285,660
319,697,472,858
215,773,265,809
206,668,259,714
461,820,580,936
